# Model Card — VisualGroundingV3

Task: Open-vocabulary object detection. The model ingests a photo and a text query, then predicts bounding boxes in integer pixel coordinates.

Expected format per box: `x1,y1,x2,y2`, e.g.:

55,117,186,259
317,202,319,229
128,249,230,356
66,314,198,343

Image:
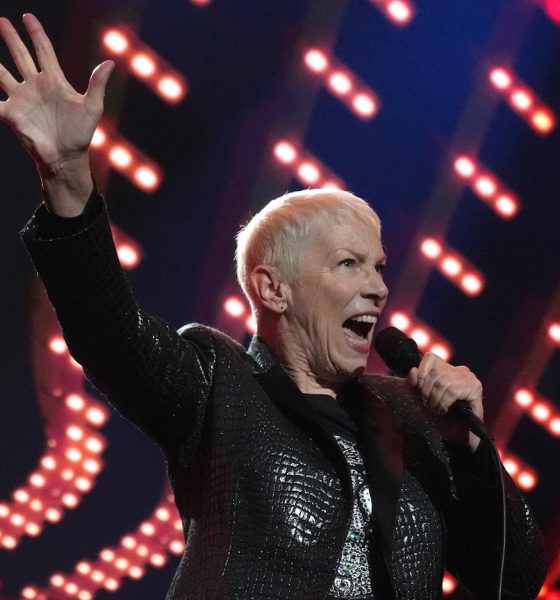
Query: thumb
84,60,115,114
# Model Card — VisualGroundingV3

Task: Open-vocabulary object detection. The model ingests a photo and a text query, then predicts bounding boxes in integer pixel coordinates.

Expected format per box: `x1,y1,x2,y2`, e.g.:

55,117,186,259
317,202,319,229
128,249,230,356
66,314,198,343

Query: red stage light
304,49,329,73
515,388,534,407
117,244,141,268
102,30,129,54
389,311,453,359
548,322,560,343
100,24,188,104
488,66,557,135
303,49,380,120
368,0,415,25
224,296,246,318
273,140,345,189
420,238,442,259
49,336,67,354
442,573,457,594
453,154,520,218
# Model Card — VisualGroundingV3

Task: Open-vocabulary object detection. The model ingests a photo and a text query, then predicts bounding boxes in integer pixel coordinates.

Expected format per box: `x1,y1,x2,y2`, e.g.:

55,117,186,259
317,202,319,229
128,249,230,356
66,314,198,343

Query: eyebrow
335,248,388,263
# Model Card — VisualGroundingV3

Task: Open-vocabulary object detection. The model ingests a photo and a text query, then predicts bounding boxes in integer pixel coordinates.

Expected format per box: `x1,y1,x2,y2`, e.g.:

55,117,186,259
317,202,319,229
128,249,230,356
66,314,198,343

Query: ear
250,265,290,314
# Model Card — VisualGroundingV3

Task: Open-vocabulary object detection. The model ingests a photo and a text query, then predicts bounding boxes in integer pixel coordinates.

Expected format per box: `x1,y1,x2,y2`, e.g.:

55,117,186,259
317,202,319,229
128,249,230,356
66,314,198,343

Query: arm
2,15,213,454
408,354,546,598
444,439,546,599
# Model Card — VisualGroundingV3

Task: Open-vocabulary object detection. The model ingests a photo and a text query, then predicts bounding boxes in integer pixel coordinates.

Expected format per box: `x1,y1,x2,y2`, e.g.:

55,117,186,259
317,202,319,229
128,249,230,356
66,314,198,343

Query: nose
362,268,389,305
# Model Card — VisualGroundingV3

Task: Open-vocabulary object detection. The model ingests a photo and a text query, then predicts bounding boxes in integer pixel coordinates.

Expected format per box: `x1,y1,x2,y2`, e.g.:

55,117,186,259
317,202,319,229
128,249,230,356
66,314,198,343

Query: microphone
374,327,492,442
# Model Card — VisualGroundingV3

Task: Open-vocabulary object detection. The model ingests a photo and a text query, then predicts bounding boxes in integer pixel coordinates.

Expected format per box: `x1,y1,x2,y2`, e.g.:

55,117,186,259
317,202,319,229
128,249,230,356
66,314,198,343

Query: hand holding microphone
374,327,491,450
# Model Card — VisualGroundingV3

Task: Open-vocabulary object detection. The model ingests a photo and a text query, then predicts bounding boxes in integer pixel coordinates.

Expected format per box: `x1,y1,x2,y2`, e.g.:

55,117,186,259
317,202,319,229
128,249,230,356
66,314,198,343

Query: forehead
309,213,382,253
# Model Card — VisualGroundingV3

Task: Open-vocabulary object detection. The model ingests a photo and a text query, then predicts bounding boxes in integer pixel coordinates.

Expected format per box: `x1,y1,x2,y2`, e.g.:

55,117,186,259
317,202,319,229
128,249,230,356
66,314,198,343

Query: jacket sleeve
21,192,215,456
443,438,547,599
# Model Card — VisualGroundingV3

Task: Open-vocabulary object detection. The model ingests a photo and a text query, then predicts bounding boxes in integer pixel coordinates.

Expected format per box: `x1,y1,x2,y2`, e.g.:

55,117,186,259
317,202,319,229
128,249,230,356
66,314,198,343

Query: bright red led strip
442,572,457,595
513,387,560,438
20,487,184,599
419,237,485,297
273,140,345,189
498,448,538,491
111,224,144,270
488,66,557,135
389,310,453,360
91,122,163,193
303,49,380,120
367,0,415,25
100,25,188,104
548,321,560,345
453,155,520,219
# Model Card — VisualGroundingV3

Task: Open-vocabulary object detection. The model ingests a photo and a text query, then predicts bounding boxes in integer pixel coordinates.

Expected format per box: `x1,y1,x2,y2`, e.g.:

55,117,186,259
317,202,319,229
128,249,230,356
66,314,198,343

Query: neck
257,318,340,398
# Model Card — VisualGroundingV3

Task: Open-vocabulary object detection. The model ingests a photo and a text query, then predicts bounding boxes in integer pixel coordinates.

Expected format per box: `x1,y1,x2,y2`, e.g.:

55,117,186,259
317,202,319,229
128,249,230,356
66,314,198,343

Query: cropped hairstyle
235,189,380,311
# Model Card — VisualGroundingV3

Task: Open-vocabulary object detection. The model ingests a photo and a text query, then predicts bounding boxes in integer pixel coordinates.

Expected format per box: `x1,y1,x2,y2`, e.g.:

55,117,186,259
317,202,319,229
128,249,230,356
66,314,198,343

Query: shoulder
177,322,248,361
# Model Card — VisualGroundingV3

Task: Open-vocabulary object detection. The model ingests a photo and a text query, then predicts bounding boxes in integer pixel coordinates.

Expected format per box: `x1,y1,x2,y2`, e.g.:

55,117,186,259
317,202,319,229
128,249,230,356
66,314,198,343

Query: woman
1,14,545,599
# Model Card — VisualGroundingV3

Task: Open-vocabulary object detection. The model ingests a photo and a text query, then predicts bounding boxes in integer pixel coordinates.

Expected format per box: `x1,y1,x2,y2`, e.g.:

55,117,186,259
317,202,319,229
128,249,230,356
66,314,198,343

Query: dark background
0,0,558,597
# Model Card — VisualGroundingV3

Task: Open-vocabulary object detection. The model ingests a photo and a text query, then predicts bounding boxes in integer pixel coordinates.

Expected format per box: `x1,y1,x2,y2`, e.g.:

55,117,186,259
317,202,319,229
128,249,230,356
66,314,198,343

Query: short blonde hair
235,189,380,310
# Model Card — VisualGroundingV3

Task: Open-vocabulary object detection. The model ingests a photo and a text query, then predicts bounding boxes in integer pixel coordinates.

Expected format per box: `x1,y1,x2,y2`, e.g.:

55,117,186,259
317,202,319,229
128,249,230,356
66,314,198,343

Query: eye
376,263,386,274
338,258,357,268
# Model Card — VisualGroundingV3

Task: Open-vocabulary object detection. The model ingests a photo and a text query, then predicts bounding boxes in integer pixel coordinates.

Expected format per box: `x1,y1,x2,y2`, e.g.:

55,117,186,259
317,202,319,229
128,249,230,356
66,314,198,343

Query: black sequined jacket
22,195,546,600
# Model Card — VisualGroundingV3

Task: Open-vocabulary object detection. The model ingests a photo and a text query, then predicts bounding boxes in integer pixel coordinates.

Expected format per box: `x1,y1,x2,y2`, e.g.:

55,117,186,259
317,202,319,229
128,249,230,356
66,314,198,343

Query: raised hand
0,14,114,215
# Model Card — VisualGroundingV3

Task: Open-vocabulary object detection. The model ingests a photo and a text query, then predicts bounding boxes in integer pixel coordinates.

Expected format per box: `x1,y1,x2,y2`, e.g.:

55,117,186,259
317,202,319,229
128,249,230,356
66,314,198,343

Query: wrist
40,154,93,217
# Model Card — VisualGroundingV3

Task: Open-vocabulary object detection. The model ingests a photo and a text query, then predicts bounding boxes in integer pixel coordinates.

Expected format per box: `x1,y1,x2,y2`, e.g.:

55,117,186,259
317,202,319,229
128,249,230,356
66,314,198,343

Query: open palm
0,14,113,172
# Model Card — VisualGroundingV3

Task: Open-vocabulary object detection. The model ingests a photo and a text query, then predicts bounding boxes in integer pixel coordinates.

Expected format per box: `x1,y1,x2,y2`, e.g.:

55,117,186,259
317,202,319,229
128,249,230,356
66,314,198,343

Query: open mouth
342,318,374,339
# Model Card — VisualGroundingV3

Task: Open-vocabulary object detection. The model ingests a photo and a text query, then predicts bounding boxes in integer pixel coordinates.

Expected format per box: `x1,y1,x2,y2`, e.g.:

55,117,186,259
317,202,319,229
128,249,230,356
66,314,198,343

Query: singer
1,14,546,600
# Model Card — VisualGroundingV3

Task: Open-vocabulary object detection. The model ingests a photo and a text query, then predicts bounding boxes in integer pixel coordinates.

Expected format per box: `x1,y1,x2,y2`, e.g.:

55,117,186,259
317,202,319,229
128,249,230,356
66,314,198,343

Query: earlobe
250,266,289,314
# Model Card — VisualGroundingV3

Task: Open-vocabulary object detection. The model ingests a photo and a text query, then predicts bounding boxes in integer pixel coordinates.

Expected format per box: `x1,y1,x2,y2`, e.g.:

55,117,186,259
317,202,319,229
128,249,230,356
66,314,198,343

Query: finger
0,61,19,95
22,13,63,75
0,17,38,78
407,367,419,387
84,61,115,114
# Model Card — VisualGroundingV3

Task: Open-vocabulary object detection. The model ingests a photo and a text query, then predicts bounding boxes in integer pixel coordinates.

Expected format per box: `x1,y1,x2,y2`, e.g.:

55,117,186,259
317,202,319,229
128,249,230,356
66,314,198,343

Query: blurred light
45,508,62,522
10,513,25,526
14,489,30,503
64,583,78,595
550,418,560,436
515,388,534,407
495,195,519,218
30,499,43,511
474,176,496,197
454,156,475,177
352,94,377,117
544,0,560,23
66,448,82,462
548,322,560,343
91,128,107,148
0,504,10,517
460,273,483,296
304,49,328,73
273,139,345,189
442,573,457,594
62,493,79,508
41,456,56,470
66,425,84,441
410,328,429,349
246,314,257,334
298,162,321,184
511,90,532,111
129,566,144,579
115,557,130,570
78,592,92,600
104,579,120,591
85,437,104,453
328,72,352,95
224,296,246,318
140,522,155,536
274,141,297,164
117,244,141,268
158,77,185,102
66,394,85,411
75,477,93,492
109,146,133,169
21,589,37,599
84,459,101,474
441,257,462,277
50,574,65,587
169,540,185,554
134,166,160,191
156,507,171,521
62,468,75,480
489,67,511,89
420,238,442,259
532,403,551,422
488,66,556,135
49,336,67,354
517,472,536,490
29,474,46,488
150,553,166,567
103,30,129,54
91,570,105,583
390,312,410,332
131,53,156,77
503,458,519,475
2,536,16,549
368,0,415,25
122,536,136,549
86,407,108,426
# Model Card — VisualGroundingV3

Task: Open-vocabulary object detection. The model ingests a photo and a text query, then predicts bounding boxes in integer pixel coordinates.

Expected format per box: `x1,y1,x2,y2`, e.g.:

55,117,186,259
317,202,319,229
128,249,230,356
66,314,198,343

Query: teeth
351,315,377,324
